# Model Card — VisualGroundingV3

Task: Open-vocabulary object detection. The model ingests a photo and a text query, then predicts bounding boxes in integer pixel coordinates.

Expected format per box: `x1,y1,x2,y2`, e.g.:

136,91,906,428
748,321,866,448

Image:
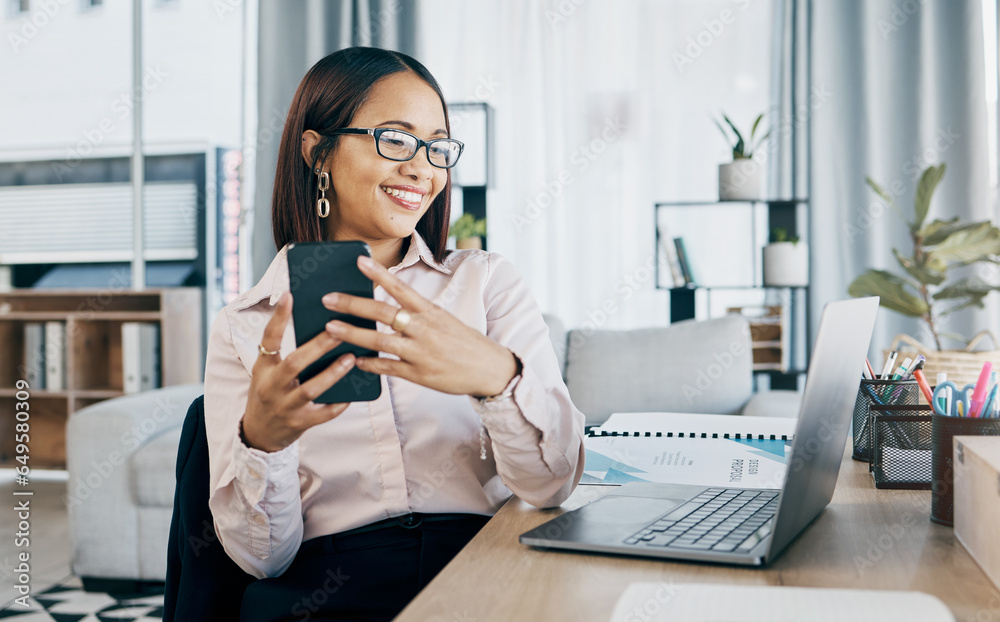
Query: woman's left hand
321,255,519,398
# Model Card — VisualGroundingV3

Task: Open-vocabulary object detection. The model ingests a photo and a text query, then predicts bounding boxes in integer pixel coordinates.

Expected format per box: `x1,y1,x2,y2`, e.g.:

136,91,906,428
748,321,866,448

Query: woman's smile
380,184,427,210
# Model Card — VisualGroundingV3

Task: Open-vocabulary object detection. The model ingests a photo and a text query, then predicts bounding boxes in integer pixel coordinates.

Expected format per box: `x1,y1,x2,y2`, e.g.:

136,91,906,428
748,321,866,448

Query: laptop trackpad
582,495,686,524
523,495,689,547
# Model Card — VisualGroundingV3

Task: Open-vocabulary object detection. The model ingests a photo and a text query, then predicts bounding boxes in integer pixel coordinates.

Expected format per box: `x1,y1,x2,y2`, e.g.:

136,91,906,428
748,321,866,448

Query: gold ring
391,308,412,333
258,343,280,356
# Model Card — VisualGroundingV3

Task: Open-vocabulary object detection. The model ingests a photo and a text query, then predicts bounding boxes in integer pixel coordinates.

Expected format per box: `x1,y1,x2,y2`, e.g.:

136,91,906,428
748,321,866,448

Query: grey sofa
66,314,800,585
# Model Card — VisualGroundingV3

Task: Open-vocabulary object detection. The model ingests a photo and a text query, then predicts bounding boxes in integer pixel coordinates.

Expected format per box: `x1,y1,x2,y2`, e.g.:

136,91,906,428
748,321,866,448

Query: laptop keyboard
624,488,779,553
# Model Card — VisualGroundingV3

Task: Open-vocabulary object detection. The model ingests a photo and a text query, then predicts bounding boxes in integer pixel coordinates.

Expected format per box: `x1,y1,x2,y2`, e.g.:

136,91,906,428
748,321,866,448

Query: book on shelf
122,322,161,394
23,322,45,389
44,321,65,391
583,412,795,488
657,228,686,287
672,237,695,286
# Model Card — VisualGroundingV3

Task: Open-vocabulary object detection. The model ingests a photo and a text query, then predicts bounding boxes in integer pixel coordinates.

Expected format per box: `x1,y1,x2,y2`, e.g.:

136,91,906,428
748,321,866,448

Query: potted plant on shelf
763,227,808,287
714,112,770,201
848,163,1000,384
450,213,487,250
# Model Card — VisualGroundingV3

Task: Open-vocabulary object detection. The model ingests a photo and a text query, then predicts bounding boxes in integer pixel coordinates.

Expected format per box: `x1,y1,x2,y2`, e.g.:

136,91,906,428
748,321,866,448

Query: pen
865,358,877,380
981,384,997,420
880,351,898,380
883,356,913,401
903,355,925,380
945,386,953,417
980,372,998,418
862,362,874,381
969,362,993,417
912,367,934,406
890,357,913,381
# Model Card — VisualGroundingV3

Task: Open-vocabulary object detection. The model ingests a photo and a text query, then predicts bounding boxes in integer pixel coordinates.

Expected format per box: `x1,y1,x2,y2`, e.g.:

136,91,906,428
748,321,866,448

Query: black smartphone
287,241,382,403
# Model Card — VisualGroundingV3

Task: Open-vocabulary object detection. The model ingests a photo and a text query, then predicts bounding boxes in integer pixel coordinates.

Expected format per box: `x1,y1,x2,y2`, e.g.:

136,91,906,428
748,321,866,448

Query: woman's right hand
241,292,356,452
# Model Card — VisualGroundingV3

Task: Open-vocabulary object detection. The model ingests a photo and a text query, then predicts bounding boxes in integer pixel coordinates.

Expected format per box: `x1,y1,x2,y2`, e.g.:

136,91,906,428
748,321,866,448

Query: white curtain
417,0,774,330
811,0,998,358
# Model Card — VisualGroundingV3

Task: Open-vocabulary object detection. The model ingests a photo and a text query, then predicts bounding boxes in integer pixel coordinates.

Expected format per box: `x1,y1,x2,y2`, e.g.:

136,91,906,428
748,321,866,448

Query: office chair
163,395,256,620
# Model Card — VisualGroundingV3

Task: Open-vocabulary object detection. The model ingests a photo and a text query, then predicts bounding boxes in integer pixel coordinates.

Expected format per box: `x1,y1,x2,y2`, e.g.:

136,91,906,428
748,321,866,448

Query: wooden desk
398,446,999,621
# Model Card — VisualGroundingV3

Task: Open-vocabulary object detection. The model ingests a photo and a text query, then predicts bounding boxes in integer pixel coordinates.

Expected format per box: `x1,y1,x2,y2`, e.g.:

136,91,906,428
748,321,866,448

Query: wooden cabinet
0,288,202,469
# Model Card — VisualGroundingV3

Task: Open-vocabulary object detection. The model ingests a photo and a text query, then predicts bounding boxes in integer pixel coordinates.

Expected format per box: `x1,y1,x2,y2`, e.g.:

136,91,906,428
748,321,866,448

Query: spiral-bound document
584,413,796,488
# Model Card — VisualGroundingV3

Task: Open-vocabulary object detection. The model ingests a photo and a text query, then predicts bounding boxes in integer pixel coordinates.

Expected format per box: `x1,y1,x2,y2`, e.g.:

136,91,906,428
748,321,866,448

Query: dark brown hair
271,47,452,263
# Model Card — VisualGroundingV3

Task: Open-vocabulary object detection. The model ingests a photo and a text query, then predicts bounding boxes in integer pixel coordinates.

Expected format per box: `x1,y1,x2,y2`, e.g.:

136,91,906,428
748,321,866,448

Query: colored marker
969,362,993,417
912,367,934,406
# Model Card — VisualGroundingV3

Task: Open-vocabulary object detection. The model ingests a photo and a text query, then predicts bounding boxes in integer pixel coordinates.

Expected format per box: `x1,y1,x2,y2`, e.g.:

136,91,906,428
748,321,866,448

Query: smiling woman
200,47,586,621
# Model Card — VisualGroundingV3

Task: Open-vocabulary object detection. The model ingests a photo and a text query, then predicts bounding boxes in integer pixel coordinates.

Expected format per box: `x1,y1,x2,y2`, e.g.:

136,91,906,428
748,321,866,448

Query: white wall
0,0,244,160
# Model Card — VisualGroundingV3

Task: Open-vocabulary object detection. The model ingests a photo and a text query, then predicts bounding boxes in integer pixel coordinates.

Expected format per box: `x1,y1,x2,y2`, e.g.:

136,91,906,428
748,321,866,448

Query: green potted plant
714,112,770,201
848,163,1000,350
450,213,487,250
763,227,808,287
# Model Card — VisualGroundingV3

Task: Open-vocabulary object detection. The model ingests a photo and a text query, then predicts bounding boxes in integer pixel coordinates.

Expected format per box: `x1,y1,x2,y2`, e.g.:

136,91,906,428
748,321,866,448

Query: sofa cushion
133,426,183,507
565,315,753,425
542,313,567,379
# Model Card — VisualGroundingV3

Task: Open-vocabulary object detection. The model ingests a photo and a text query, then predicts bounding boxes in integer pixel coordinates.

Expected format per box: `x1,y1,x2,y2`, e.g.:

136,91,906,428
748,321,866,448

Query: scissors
932,381,974,417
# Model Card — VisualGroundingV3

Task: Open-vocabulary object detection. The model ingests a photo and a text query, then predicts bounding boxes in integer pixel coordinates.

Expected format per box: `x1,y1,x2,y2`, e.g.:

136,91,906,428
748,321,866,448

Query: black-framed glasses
320,127,464,169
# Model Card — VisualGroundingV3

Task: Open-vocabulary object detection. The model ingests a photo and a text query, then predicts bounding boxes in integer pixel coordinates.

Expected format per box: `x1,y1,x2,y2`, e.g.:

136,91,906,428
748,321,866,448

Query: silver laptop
520,297,879,566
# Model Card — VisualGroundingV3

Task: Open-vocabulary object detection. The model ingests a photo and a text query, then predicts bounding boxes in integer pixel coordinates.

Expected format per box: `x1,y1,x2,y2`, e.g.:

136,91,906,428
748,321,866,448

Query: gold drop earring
316,168,330,218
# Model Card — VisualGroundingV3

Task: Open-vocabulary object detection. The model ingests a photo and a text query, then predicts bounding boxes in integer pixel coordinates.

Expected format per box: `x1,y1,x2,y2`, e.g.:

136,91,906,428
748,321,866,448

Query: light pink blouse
204,232,586,579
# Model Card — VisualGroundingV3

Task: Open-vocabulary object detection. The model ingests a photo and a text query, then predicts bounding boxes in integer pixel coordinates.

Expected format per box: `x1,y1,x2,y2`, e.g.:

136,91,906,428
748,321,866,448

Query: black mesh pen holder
869,405,932,489
851,379,919,462
931,414,1000,526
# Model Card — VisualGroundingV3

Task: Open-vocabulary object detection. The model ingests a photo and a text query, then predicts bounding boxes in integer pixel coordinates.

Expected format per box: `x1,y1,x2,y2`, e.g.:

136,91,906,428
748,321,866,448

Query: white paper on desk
582,436,789,488
595,412,796,438
609,583,955,622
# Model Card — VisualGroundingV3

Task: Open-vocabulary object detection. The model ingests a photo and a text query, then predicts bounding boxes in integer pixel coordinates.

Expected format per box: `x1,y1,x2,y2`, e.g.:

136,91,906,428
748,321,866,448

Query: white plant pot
456,236,482,250
763,242,808,287
718,159,762,201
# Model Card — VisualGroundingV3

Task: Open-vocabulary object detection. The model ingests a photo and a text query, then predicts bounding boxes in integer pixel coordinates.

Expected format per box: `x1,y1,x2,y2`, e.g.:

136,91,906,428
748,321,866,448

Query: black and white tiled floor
0,577,164,622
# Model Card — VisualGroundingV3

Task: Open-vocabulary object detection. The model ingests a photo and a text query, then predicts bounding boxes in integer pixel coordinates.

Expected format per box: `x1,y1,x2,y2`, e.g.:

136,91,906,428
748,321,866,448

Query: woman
204,46,585,621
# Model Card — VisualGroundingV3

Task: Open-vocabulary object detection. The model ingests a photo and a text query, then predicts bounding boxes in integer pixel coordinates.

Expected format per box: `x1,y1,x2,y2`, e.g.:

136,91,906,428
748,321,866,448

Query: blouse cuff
232,420,300,503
